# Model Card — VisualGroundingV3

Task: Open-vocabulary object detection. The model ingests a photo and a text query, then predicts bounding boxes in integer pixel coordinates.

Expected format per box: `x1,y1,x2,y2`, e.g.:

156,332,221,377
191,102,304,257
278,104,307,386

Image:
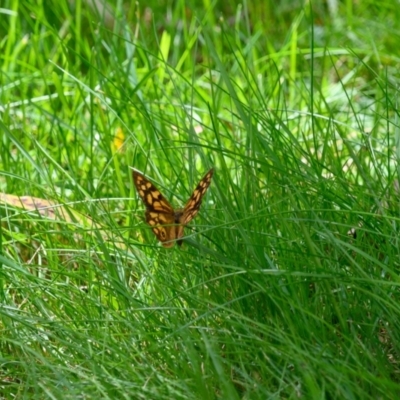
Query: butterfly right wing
132,170,177,246
181,168,214,224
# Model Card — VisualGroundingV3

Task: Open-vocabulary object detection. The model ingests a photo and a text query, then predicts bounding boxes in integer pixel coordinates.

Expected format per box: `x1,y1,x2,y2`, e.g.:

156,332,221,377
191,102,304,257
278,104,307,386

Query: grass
1,0,400,398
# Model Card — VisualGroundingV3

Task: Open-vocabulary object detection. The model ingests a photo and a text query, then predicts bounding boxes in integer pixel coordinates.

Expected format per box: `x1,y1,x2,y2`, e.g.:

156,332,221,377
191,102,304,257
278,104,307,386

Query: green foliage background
1,0,400,398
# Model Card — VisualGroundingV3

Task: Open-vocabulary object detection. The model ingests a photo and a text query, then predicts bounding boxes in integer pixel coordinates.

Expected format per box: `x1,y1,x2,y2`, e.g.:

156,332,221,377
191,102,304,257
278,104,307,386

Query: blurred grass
1,0,400,398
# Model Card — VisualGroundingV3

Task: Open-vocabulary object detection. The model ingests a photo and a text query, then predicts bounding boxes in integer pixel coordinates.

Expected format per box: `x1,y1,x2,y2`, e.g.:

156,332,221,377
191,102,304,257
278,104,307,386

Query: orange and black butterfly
132,168,214,247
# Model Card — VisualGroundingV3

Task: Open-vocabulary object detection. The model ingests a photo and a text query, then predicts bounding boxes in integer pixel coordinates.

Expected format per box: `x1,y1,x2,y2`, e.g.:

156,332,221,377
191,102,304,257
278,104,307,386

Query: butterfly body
133,169,213,247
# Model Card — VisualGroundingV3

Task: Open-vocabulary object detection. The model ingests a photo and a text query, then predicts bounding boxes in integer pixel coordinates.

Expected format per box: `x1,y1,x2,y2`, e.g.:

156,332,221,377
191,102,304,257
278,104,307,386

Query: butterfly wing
146,210,177,247
133,170,174,214
181,168,214,225
133,170,177,247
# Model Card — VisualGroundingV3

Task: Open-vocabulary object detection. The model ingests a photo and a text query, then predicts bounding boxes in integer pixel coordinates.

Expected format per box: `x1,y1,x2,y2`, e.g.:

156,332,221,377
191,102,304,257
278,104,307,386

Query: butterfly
132,168,214,247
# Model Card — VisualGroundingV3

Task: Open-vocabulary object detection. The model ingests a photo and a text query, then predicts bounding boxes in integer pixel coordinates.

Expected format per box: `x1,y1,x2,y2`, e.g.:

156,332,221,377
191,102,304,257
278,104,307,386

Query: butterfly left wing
132,170,174,214
181,168,214,225
133,170,177,247
146,210,177,247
